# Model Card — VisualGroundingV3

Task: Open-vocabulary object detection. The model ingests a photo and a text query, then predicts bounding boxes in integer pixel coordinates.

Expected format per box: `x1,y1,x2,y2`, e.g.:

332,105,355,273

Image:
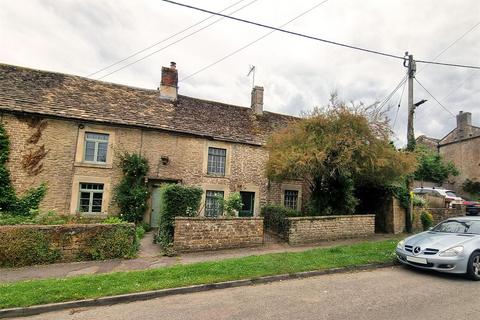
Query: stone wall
286,215,375,245
439,136,480,194
0,223,136,266
173,217,264,252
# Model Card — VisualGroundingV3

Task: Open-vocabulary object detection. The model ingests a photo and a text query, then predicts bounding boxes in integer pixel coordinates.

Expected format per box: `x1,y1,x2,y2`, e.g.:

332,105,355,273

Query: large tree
266,97,416,215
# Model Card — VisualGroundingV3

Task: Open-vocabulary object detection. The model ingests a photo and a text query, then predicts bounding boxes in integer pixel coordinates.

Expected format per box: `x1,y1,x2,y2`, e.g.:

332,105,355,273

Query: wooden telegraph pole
404,52,416,233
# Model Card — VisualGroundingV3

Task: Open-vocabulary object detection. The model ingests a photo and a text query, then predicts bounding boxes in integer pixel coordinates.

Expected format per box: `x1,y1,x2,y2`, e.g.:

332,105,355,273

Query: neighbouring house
0,62,308,224
416,111,480,194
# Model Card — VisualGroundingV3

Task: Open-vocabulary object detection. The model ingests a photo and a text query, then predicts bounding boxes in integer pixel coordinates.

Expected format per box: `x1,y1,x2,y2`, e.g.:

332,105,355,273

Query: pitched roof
439,126,480,146
0,63,296,146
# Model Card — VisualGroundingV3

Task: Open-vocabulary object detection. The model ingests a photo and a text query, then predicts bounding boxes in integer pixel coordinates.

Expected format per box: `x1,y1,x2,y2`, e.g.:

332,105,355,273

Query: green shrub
33,210,70,225
0,213,34,225
86,225,138,260
412,195,427,208
136,225,146,240
102,216,127,224
138,221,152,232
261,204,301,236
420,210,434,231
157,184,203,249
0,229,60,267
219,192,243,217
113,152,149,223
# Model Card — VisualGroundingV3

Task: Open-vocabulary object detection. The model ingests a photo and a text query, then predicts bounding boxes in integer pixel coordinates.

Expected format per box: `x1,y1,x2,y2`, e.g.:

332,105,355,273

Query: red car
464,200,480,216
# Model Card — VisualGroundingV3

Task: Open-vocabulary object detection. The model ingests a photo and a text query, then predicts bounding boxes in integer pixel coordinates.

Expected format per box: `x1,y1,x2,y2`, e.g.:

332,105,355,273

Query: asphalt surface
18,266,480,320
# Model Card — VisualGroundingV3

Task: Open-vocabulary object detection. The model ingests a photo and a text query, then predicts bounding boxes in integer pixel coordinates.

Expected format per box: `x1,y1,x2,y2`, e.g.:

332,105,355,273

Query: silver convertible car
396,216,480,280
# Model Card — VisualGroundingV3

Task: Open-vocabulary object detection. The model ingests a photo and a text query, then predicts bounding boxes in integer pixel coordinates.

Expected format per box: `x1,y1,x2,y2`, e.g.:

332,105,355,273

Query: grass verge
0,238,399,309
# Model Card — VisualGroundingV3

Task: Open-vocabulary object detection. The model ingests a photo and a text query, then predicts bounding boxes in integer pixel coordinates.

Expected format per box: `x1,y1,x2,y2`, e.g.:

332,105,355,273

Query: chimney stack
160,62,178,100
251,86,264,115
456,111,472,139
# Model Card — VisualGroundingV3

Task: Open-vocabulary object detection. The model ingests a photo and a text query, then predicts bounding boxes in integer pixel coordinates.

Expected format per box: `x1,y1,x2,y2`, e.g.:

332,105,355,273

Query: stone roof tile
0,63,296,145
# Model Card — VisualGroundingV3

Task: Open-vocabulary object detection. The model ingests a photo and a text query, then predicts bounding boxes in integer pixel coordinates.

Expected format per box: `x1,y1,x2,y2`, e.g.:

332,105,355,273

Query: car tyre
466,251,480,281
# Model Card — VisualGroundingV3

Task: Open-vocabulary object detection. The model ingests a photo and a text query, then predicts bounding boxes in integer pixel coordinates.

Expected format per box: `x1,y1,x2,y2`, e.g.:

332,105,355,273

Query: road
19,266,480,320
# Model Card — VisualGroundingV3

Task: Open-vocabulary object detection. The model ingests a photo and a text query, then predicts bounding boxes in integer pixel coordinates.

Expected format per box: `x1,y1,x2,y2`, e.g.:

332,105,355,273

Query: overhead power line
392,78,407,129
417,21,480,74
378,74,407,110
95,0,260,80
180,0,331,82
414,77,455,117
161,0,480,70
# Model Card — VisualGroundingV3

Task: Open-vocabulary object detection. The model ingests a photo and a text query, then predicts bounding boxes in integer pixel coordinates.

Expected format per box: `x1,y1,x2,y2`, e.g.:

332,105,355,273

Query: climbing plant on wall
113,152,150,223
0,121,47,215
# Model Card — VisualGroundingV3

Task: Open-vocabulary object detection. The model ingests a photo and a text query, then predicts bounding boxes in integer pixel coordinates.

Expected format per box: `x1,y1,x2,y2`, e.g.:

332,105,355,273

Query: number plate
406,256,428,264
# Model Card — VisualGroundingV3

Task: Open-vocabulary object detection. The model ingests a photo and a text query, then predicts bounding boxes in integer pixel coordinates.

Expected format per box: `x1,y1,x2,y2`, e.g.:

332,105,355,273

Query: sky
1,0,479,146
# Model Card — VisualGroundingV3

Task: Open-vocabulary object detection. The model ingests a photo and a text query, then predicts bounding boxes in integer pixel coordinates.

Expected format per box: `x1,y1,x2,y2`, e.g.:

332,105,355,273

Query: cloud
1,0,479,146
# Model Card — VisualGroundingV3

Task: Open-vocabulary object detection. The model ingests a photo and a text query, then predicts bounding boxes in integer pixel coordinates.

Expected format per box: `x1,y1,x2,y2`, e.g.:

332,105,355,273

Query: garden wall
286,215,375,245
0,223,137,267
173,217,264,252
412,207,466,232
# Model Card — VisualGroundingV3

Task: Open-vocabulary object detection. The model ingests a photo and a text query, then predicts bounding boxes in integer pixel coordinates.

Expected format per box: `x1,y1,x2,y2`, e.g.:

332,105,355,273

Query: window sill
74,162,112,169
205,173,229,179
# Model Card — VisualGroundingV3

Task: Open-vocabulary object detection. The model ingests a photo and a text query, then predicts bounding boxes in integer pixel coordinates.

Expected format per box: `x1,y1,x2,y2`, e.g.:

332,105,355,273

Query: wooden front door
239,192,255,217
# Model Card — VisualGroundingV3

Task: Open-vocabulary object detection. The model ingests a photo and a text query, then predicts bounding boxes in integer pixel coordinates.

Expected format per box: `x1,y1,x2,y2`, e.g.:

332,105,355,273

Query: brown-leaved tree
266,96,417,215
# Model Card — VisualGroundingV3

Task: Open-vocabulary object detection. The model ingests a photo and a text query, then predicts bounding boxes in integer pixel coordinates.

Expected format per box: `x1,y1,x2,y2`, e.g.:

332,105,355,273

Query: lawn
0,238,399,309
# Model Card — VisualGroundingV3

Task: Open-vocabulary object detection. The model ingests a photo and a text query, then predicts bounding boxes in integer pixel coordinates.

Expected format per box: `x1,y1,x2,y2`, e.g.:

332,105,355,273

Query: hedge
157,184,203,248
0,224,137,267
261,204,302,237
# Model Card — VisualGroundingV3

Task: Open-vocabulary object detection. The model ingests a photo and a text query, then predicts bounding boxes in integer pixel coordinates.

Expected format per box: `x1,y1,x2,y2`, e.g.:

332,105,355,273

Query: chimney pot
251,86,264,115
160,62,178,100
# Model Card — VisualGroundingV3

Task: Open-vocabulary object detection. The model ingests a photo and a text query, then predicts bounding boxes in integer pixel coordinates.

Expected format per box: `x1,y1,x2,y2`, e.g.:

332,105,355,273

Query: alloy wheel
474,256,480,276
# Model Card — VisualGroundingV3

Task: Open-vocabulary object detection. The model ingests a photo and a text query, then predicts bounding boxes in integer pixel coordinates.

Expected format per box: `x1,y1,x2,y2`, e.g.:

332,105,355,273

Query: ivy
0,122,47,216
113,152,149,223
156,184,202,251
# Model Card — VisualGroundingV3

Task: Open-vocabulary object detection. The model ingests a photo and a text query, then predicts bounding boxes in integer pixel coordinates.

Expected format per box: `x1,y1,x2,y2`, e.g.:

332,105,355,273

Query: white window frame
84,132,109,164
78,183,104,213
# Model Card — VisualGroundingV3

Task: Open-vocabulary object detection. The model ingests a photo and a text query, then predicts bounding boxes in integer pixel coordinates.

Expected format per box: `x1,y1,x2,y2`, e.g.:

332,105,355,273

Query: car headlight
396,240,405,250
439,246,464,257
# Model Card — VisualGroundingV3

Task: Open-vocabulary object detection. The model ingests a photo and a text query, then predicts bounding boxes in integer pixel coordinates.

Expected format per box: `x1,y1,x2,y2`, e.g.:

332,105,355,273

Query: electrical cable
392,77,407,129
180,0,331,82
162,0,480,70
414,77,455,117
96,0,260,80
87,0,249,77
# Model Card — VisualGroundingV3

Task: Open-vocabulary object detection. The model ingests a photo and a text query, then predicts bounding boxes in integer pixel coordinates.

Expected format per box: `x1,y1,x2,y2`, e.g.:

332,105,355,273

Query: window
207,147,226,175
84,132,109,163
205,190,224,217
79,183,104,213
284,190,299,210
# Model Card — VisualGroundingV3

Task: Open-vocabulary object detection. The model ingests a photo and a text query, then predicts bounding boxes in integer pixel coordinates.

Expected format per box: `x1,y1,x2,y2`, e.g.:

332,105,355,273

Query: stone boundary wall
0,223,136,266
412,207,466,232
428,207,465,224
174,217,264,252
286,215,375,245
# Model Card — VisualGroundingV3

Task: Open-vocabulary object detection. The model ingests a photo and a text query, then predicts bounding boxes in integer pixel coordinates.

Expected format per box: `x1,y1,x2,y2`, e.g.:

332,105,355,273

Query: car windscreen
432,220,480,234
446,191,457,197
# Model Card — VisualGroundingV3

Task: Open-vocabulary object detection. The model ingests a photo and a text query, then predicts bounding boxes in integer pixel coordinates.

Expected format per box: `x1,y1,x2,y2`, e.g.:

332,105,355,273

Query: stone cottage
0,62,307,224
417,111,480,193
